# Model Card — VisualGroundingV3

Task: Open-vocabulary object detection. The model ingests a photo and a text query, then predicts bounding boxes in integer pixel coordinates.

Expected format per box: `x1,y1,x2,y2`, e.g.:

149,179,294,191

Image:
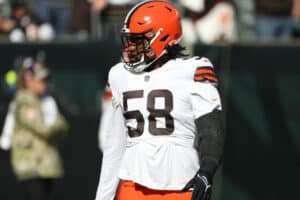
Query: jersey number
123,89,174,137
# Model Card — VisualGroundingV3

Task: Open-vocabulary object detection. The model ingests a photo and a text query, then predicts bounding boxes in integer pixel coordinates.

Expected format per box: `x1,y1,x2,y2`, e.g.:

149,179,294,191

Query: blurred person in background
0,66,18,150
0,16,15,35
0,67,17,151
1,53,72,149
1,0,56,42
292,0,300,38
32,0,71,36
0,0,15,36
232,0,256,41
69,0,91,40
91,0,143,41
9,55,68,200
8,0,40,42
0,0,10,16
254,0,300,41
179,0,237,53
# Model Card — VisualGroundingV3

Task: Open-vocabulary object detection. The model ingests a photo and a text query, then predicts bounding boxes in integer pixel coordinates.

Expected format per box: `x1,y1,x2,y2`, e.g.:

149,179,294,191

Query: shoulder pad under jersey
191,57,218,85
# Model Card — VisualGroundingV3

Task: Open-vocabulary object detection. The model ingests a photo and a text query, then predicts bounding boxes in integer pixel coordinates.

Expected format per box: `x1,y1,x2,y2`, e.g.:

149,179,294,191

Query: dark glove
181,170,212,200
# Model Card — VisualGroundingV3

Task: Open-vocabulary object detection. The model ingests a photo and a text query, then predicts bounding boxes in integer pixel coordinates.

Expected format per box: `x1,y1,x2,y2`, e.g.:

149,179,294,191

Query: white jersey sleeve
98,82,113,150
188,57,222,119
97,98,113,150
95,68,127,200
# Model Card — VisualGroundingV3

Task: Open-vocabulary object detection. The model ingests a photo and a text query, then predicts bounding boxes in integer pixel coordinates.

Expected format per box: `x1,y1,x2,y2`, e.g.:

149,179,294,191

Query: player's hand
181,170,212,200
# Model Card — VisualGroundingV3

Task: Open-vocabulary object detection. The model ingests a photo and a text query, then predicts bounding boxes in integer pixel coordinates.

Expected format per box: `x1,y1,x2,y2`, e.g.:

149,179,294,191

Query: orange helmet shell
121,0,182,72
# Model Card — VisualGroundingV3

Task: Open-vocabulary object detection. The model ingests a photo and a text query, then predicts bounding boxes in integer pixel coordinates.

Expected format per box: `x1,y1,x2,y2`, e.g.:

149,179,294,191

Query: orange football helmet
121,0,182,72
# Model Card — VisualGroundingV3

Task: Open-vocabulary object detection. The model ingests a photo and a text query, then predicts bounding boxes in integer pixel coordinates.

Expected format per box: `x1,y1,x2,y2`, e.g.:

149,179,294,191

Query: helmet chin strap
130,55,147,73
130,49,168,73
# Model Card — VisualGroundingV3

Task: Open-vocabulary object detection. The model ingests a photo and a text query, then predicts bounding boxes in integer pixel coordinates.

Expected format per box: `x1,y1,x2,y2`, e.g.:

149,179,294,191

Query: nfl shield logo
144,75,150,82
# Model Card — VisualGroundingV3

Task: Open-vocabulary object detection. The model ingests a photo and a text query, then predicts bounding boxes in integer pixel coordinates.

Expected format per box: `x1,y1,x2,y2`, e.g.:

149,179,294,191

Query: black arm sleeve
194,109,224,178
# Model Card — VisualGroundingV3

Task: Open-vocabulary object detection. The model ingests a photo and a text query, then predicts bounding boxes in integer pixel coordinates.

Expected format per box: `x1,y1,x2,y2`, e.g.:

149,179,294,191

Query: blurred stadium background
1,0,300,200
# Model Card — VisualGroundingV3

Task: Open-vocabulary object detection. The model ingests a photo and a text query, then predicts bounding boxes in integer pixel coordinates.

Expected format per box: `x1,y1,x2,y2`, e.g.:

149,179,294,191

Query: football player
95,1,224,200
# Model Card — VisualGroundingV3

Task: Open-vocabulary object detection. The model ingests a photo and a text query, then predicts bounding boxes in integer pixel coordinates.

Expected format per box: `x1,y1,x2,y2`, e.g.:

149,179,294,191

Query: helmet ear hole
160,34,169,42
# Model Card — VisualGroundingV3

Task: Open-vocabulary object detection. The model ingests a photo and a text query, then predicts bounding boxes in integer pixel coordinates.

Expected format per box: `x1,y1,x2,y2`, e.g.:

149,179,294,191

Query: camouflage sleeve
16,101,68,140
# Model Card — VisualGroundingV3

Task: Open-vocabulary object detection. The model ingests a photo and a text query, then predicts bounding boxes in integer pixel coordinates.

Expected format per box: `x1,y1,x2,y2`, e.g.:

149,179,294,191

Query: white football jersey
107,56,222,190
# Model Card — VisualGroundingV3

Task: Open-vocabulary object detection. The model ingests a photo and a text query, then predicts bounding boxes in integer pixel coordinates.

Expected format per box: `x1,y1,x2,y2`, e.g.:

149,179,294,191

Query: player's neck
144,56,170,72
145,63,163,72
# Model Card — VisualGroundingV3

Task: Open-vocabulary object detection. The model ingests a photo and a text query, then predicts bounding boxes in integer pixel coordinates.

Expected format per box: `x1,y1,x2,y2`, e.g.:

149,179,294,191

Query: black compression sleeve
195,109,224,177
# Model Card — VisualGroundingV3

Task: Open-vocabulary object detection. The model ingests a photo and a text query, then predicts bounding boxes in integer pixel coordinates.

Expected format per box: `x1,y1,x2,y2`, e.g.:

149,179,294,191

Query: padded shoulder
175,56,218,85
108,63,126,87
191,57,218,85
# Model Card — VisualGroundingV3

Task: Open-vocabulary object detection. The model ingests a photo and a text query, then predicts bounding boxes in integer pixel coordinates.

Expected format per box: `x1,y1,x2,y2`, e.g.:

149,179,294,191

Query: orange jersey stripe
194,75,218,82
103,80,112,100
103,90,112,100
195,68,215,75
